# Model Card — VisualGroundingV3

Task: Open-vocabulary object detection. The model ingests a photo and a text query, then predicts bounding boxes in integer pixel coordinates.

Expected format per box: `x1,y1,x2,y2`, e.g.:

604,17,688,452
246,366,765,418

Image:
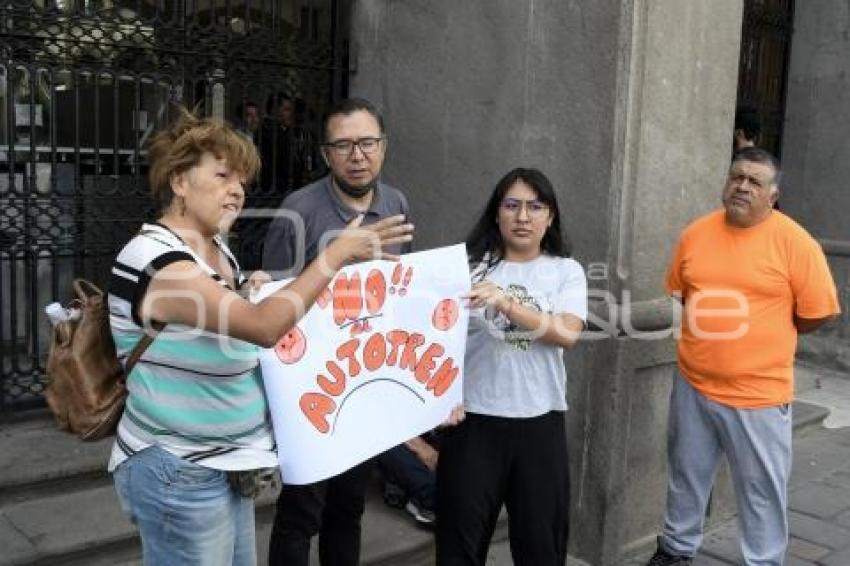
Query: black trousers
436,411,570,566
268,459,373,566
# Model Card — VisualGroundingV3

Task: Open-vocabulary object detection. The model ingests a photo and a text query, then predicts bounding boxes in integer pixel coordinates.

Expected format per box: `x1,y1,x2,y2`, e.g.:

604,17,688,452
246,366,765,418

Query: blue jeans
113,445,257,566
377,440,436,511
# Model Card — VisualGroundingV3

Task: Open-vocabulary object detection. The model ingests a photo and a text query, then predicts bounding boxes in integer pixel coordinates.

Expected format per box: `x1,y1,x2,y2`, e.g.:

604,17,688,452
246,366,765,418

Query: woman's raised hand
463,280,513,313
329,214,414,266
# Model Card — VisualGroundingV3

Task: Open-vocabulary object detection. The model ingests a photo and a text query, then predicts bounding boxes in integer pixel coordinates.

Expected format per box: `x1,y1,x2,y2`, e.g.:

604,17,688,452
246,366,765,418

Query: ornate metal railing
0,0,350,412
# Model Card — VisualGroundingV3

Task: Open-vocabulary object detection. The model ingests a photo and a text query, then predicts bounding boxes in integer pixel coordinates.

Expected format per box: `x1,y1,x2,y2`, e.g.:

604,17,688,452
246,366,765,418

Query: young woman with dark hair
436,168,587,566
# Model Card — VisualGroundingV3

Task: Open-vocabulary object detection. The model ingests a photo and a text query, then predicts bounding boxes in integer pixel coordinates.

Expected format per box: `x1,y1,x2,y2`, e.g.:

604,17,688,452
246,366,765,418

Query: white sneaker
405,501,436,527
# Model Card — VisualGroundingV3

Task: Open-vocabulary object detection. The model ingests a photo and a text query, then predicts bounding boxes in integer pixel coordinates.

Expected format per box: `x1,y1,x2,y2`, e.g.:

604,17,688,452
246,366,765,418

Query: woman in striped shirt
108,109,412,566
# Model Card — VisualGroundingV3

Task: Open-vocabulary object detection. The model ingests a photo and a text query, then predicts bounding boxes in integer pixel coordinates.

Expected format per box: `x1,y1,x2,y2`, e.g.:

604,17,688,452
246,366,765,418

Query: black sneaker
382,480,406,509
646,543,692,565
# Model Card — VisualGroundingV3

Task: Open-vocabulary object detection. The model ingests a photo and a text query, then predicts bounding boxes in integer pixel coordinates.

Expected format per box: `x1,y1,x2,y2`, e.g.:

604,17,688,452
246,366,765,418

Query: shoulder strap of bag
124,319,166,377
124,331,157,377
71,278,162,379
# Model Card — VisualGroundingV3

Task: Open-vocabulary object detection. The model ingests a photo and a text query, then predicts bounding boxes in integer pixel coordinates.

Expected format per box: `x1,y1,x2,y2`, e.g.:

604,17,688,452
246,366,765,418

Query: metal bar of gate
0,0,350,413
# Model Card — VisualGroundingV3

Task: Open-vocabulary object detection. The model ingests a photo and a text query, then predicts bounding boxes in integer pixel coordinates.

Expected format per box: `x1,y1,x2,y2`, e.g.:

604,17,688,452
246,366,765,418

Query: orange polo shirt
666,210,840,408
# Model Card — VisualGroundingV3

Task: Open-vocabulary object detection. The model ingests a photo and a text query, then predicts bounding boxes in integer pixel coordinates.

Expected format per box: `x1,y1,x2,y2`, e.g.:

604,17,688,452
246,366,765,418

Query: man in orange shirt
647,148,840,566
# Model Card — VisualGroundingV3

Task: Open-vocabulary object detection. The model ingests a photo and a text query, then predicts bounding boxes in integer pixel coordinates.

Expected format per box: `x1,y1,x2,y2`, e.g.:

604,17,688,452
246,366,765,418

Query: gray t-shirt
464,255,587,418
262,175,412,274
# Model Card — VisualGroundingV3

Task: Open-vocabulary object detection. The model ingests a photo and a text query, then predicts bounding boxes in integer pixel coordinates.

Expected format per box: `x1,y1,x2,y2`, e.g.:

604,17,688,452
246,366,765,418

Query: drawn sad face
275,327,307,364
432,298,459,331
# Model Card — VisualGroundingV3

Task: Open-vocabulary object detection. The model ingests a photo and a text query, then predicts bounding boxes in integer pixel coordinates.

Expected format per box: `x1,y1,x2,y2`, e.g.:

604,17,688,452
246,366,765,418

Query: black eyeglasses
322,137,384,157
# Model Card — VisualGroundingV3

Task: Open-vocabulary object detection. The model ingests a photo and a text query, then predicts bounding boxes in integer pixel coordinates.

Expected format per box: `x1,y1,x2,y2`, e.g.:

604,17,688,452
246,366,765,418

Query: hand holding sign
256,244,469,484
463,280,512,312
440,403,465,428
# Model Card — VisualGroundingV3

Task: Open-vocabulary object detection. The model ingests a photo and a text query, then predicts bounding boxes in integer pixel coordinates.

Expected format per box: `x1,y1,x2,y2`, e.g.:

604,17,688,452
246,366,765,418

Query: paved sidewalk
694,425,850,565
796,363,850,429
628,363,850,565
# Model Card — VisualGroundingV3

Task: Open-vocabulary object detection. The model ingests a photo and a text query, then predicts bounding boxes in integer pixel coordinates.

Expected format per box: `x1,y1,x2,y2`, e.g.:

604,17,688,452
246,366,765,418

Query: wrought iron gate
737,0,795,157
0,0,350,413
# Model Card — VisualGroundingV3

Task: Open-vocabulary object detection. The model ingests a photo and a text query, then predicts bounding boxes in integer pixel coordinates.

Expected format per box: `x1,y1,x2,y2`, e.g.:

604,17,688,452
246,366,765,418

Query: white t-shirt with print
464,255,587,418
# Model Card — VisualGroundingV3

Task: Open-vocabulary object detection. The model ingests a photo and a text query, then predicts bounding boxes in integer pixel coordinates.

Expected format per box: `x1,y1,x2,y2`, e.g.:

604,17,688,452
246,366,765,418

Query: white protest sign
255,244,470,485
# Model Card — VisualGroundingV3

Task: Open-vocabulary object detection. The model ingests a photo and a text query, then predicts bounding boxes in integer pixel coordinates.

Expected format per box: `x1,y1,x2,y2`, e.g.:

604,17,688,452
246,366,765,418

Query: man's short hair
236,99,258,117
322,98,385,142
734,105,761,142
265,92,291,115
731,146,782,186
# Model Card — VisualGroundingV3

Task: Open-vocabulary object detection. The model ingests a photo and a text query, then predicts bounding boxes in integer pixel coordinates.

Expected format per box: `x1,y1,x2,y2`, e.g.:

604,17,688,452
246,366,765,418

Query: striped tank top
107,223,277,472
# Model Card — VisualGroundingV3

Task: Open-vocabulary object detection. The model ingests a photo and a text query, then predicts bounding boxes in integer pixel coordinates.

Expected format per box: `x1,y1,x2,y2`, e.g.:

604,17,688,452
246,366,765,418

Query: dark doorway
736,0,795,157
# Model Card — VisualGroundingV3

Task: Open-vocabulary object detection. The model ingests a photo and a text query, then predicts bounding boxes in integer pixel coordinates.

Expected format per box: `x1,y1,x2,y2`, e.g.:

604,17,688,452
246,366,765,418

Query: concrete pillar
350,1,742,563
781,1,850,354
781,1,850,243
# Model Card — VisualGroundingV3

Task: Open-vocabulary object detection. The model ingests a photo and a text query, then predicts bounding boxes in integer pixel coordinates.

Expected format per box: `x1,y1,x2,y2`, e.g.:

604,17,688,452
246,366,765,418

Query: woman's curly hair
147,106,260,210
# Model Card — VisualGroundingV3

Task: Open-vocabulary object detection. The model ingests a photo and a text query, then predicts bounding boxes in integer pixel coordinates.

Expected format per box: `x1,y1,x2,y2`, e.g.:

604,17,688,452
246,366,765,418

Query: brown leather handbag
45,279,155,441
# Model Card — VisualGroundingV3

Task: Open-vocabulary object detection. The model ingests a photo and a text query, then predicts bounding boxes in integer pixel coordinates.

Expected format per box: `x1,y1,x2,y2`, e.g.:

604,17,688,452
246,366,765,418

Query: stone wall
782,1,850,244
349,1,620,265
349,1,742,562
782,1,850,364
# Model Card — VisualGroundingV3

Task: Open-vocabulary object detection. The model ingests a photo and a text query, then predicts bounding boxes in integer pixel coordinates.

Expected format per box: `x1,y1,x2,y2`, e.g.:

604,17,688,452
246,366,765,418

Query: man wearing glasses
263,97,412,566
